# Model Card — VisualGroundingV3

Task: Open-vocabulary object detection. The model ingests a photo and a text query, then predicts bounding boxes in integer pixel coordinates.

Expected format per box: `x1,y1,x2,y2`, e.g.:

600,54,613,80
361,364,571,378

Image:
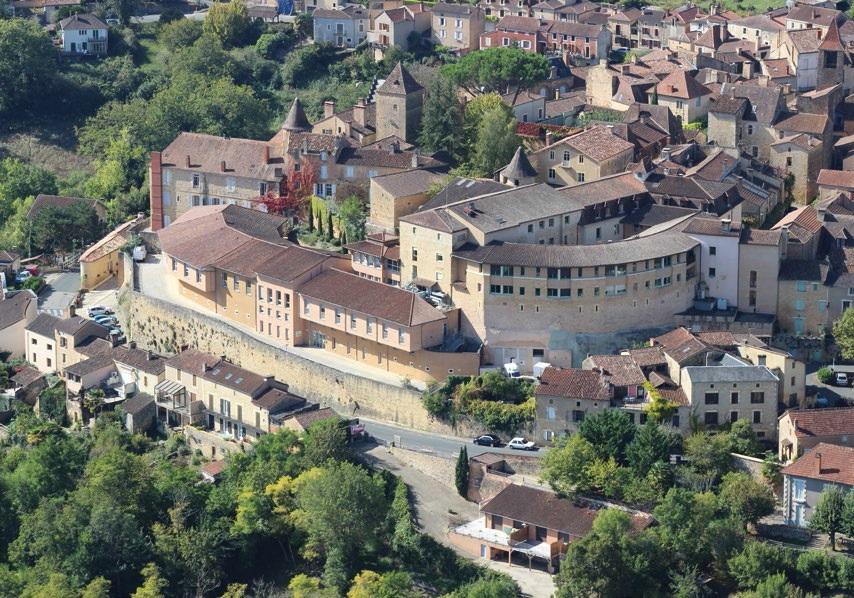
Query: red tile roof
782,442,854,486
656,69,712,100
534,367,610,400
817,169,854,190
783,407,854,438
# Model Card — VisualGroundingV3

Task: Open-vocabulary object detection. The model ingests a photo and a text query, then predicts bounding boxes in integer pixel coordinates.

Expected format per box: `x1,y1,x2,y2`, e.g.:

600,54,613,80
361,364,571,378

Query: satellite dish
278,0,294,15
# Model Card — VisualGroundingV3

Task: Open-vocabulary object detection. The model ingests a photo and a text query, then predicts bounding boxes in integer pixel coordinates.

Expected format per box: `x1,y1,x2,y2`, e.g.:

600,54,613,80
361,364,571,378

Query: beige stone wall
707,112,739,149
117,290,476,434
777,278,829,336
770,143,823,204
369,181,431,232
399,222,461,291
659,94,710,123
738,241,782,315
25,331,56,373
737,344,806,408
160,167,274,226
81,250,124,291
685,376,779,438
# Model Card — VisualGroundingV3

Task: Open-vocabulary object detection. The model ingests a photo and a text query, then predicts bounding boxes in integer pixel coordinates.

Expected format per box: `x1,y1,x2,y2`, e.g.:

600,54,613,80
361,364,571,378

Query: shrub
816,366,833,384
22,276,44,293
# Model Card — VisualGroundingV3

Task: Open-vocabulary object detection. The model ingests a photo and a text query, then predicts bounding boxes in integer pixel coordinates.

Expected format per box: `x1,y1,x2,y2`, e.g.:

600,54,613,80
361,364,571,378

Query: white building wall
688,232,740,308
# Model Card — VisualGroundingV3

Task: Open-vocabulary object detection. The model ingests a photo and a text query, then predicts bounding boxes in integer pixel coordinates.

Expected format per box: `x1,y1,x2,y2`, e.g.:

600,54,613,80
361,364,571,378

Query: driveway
806,365,854,405
38,272,80,316
360,445,556,598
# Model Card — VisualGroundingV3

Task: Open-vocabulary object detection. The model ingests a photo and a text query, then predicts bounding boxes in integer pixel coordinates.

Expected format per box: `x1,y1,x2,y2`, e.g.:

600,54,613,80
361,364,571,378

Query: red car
24,265,40,276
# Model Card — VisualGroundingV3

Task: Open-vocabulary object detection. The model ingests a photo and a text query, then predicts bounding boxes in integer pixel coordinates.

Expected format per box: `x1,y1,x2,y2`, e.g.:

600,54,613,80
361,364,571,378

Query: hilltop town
4,0,854,595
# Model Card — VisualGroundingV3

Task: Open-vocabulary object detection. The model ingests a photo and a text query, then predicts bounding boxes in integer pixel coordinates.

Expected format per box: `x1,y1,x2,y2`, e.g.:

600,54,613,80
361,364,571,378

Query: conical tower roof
500,146,537,180
819,18,845,52
377,62,423,97
282,98,311,132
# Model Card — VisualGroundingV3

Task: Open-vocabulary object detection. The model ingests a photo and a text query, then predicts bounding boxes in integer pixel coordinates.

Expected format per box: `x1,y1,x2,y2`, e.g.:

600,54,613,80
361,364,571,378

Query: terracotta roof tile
782,442,854,486
0,291,34,331
298,268,445,327
585,354,646,387
817,169,854,190
656,69,712,100
535,367,610,400
560,125,634,162
783,407,854,438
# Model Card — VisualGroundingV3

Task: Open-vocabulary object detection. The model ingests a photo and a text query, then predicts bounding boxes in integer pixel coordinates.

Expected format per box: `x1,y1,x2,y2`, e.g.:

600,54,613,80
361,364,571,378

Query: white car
836,372,849,387
507,437,537,451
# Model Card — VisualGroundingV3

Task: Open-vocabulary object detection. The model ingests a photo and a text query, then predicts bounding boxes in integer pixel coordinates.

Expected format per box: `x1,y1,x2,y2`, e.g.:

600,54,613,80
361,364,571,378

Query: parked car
15,271,31,284
836,372,850,387
24,265,40,276
473,434,502,447
507,437,537,451
94,315,117,326
88,306,113,317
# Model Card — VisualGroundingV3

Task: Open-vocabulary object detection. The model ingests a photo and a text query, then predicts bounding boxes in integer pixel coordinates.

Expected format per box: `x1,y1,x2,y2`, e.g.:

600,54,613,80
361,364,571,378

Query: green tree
446,574,519,598
540,433,598,496
0,19,57,116
682,431,733,490
418,74,466,162
455,446,469,498
749,573,804,598
728,419,763,456
442,48,549,101
469,106,518,177
843,489,854,536
158,18,204,51
652,488,722,568
579,409,636,464
293,462,387,591
795,550,840,593
302,417,350,468
834,308,854,359
810,485,847,549
131,563,167,598
30,202,104,255
84,129,147,206
643,381,677,424
204,0,251,48
556,509,662,597
337,196,366,243
388,477,417,557
81,577,111,598
348,570,418,598
626,421,676,476
0,158,58,223
718,472,775,528
109,0,137,25
728,541,796,591
669,566,709,598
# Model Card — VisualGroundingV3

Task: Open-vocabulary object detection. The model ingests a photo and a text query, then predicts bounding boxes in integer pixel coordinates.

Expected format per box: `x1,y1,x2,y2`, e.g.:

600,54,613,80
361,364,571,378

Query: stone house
707,81,786,162
654,69,713,123
79,214,147,291
817,169,854,200
430,2,485,53
370,4,430,51
0,290,37,359
312,99,377,146
778,407,854,462
781,442,854,528
345,232,402,285
312,5,369,48
529,125,635,186
769,133,824,204
367,168,446,233
534,366,612,441
477,0,533,20
24,314,111,375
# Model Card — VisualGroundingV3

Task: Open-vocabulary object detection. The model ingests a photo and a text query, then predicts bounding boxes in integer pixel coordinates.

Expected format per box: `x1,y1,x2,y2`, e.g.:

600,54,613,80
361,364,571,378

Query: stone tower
375,62,424,144
817,19,845,91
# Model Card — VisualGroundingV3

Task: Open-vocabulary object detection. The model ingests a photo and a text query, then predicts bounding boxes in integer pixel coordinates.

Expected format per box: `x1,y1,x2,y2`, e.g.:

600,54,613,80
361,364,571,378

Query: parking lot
806,365,854,405
38,272,81,316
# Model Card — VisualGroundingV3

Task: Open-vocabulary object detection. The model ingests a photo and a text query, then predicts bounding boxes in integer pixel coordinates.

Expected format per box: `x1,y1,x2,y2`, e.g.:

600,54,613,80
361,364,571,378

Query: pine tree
317,208,324,236
326,211,334,241
307,205,314,232
455,446,469,498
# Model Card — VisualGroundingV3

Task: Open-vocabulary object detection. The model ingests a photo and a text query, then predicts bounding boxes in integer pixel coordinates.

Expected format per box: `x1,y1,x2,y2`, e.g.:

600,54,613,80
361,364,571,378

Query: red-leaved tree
260,157,317,219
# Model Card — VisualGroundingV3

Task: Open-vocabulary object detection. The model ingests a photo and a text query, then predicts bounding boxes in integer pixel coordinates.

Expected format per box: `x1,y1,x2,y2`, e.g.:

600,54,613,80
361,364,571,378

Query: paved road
38,272,80,316
361,418,543,459
131,10,208,23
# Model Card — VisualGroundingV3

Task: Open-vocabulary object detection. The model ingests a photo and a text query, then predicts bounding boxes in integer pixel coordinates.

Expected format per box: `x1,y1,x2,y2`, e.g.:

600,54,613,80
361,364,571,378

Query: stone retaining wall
117,289,478,436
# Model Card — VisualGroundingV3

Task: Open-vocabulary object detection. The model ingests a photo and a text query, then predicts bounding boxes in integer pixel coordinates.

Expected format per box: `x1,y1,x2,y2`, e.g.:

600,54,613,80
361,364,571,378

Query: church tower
375,62,424,144
817,19,845,91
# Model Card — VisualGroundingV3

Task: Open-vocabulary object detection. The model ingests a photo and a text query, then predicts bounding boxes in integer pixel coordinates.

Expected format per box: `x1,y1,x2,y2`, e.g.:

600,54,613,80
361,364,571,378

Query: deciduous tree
718,472,775,528
418,74,466,162
810,485,847,549
834,308,854,360
0,19,57,116
204,0,251,48
541,433,598,496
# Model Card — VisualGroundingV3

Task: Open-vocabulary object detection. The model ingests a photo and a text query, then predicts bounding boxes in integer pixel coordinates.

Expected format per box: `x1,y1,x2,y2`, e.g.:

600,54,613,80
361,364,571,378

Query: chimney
814,451,823,475
147,350,155,361
220,160,226,172
545,131,555,146
354,99,367,128
721,218,731,232
817,28,822,40
264,145,271,164
185,154,191,168
324,100,336,118
389,140,400,154
129,341,137,349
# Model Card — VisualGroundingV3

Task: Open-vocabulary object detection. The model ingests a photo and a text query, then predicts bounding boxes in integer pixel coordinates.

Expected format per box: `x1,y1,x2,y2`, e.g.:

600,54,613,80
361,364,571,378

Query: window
577,173,585,182
704,412,719,426
350,314,357,329
192,174,200,188
792,478,806,501
548,168,556,180
753,410,761,424
794,300,805,311
709,246,716,256
221,272,228,288
220,399,231,417
731,392,739,404
750,391,764,404
398,329,405,344
705,392,719,405
757,355,767,366
709,267,716,278
319,306,325,320
730,411,739,423
382,324,388,339
304,301,310,315
797,280,807,292
335,310,341,324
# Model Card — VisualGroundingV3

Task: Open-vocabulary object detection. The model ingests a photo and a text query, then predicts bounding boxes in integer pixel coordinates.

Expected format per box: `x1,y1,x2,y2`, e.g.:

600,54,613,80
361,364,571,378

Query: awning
154,379,185,396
